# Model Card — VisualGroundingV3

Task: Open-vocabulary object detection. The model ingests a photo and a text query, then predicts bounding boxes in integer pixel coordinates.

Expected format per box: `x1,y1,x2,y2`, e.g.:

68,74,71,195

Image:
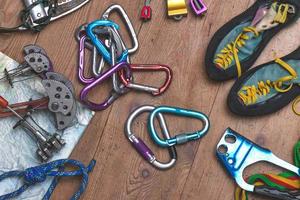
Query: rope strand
0,159,96,200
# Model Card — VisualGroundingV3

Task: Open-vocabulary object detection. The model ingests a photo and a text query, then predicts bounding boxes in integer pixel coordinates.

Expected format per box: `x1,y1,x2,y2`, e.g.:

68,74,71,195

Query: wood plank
0,0,299,199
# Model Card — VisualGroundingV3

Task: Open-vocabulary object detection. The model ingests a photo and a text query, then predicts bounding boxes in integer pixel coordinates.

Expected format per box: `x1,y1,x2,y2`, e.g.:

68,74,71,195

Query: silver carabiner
126,105,177,170
109,33,132,95
101,4,139,54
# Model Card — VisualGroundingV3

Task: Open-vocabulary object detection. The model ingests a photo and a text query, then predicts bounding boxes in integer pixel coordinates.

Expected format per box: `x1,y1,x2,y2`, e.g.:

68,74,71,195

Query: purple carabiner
78,33,97,84
80,62,131,111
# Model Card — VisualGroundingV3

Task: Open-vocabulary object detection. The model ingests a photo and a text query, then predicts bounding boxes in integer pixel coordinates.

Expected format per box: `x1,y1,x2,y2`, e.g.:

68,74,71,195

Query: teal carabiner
86,19,128,64
148,106,210,147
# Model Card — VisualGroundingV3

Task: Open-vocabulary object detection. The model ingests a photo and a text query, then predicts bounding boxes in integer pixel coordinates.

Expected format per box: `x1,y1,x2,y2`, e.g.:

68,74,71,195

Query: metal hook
118,64,173,96
148,106,210,147
79,62,131,111
126,105,177,170
101,4,139,54
216,128,300,199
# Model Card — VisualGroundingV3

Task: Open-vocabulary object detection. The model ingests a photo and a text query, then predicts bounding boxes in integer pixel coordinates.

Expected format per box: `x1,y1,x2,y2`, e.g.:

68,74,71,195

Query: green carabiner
148,106,210,147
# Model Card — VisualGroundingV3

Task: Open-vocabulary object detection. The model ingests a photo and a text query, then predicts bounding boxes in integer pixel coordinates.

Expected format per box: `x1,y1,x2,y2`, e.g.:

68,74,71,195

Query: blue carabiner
148,106,210,147
86,19,128,64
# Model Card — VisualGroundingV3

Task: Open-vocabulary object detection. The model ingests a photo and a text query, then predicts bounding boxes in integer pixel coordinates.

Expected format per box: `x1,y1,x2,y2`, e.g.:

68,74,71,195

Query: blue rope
0,159,96,200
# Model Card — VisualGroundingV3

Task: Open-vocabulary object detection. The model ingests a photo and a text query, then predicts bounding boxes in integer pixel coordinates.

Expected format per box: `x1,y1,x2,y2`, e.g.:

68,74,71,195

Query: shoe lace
214,3,290,77
238,58,298,105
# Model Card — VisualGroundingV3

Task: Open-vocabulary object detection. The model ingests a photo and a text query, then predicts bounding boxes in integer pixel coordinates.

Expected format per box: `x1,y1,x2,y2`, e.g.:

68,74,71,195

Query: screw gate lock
126,106,177,170
216,128,300,200
148,106,210,147
190,0,208,16
167,0,188,21
118,64,173,96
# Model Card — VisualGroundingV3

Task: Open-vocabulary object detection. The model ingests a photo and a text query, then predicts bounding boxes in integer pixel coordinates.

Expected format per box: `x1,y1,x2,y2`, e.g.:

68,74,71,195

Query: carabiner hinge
118,64,173,96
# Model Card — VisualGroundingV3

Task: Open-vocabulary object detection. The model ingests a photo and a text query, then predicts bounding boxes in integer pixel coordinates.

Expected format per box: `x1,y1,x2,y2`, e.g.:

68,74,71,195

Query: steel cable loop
0,159,96,200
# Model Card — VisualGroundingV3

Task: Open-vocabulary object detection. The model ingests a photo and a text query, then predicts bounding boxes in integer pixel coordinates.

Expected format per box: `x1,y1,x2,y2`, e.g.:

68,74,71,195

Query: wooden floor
1,0,300,199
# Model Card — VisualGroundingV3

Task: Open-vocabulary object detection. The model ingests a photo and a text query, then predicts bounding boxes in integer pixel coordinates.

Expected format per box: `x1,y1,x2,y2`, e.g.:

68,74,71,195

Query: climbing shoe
205,0,300,81
228,46,300,116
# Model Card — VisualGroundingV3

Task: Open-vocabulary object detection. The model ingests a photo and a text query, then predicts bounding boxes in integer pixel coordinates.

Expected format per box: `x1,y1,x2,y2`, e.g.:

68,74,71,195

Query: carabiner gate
126,105,177,170
118,64,173,96
148,106,210,147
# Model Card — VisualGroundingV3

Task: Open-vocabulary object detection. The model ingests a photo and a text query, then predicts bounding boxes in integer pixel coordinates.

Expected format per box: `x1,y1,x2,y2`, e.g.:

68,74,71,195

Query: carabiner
216,128,300,195
101,4,139,54
78,34,97,84
148,106,210,147
126,105,177,170
86,20,128,64
0,97,48,118
79,62,131,111
118,64,173,96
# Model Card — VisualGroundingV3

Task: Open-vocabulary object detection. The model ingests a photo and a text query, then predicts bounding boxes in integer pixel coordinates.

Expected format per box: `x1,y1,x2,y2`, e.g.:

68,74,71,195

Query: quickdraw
217,128,300,200
0,0,90,33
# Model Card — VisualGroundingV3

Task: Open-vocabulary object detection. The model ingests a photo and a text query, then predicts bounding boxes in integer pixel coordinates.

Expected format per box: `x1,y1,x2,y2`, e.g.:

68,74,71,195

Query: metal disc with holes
24,53,52,73
45,72,75,94
42,79,74,115
55,101,77,130
23,44,47,55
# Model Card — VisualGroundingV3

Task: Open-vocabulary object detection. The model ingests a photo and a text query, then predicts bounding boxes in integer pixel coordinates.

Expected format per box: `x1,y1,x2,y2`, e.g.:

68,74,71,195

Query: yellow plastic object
167,0,188,20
